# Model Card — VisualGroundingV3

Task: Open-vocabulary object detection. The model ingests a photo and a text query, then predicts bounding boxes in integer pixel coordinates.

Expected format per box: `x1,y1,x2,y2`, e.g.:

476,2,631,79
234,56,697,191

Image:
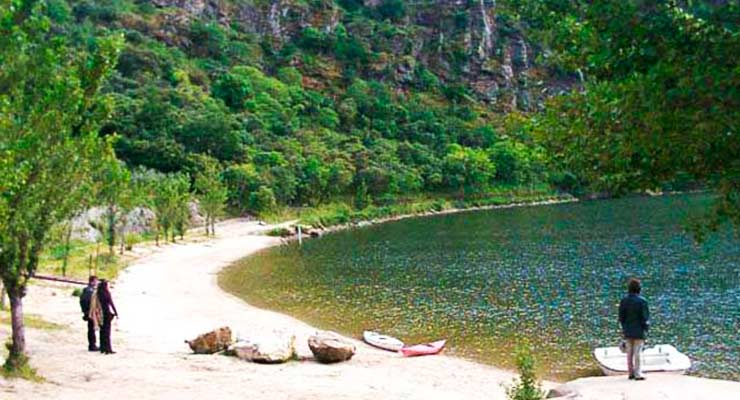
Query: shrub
71,288,83,297
376,0,406,21
249,186,278,215
266,227,293,237
505,346,545,400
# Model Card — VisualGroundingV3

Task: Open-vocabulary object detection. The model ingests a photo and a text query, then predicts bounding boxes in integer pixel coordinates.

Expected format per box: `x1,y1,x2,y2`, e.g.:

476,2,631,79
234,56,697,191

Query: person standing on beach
97,280,119,354
619,277,650,380
79,276,99,351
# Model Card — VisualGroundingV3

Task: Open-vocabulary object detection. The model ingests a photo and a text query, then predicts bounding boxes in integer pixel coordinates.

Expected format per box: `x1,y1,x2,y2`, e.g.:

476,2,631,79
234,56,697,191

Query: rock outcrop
137,0,574,111
185,327,233,354
228,333,296,364
70,206,156,243
308,331,356,363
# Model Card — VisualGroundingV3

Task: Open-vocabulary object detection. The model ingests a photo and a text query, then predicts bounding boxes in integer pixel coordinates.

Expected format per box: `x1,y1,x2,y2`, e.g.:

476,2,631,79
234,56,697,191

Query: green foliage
265,227,293,237
0,0,122,371
375,0,406,22
19,0,732,234
97,160,132,255
249,186,278,215
195,165,228,235
443,144,496,197
138,170,191,243
505,346,545,400
527,0,740,234
2,342,42,382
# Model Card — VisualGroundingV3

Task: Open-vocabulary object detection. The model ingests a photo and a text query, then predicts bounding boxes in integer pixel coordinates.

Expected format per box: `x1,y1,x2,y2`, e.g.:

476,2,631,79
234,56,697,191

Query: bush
266,227,293,237
249,186,278,215
505,346,545,400
124,233,143,250
71,288,83,297
376,0,406,21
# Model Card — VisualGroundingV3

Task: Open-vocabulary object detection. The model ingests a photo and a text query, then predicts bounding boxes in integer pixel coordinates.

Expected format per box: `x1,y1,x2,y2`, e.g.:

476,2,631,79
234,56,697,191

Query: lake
220,194,739,380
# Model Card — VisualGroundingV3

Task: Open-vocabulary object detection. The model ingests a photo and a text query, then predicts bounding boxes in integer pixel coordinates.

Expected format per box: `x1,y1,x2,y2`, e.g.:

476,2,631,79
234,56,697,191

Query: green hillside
10,0,740,222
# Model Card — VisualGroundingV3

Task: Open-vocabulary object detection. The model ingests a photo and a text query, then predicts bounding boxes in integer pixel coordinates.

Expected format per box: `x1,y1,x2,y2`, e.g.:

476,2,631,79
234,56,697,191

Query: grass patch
1,343,44,382
0,312,65,331
37,240,126,281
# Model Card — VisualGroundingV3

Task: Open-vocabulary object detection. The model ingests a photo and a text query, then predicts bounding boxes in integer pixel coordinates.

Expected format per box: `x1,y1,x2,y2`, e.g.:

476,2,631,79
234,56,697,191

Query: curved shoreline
220,195,740,385
280,195,578,241
2,217,739,399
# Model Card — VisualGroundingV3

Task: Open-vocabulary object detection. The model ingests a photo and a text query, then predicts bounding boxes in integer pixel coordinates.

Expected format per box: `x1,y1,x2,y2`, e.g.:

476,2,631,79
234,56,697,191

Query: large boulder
229,334,296,364
308,331,356,363
185,327,233,354
70,206,156,243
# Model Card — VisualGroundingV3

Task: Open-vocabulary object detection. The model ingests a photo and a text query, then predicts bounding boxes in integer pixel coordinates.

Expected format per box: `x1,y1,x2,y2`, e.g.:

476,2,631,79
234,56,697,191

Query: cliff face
141,0,572,112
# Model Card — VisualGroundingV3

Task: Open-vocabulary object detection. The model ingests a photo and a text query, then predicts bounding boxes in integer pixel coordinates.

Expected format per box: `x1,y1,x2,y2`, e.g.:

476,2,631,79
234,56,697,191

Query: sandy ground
1,219,739,400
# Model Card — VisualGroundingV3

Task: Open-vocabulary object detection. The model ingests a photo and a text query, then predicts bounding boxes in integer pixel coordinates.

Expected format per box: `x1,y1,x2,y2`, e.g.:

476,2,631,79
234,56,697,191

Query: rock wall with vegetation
50,0,575,216
31,0,738,224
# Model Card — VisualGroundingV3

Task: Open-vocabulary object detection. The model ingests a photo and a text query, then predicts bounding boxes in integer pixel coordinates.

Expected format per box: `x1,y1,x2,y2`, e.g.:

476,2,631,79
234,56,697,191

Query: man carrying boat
619,278,650,380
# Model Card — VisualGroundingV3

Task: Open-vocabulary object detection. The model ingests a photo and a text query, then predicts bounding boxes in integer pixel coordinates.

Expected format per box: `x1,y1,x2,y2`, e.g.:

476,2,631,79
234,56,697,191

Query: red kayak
399,340,447,357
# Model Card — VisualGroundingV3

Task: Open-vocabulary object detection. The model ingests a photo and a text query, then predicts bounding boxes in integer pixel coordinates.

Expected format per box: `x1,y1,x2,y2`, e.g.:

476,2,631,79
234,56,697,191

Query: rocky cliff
128,0,572,111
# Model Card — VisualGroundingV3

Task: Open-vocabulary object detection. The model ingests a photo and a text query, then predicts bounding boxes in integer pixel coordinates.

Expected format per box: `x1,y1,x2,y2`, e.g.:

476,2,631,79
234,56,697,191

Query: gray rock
229,334,296,364
185,327,233,354
308,331,356,364
70,206,156,243
547,383,579,399
188,200,205,226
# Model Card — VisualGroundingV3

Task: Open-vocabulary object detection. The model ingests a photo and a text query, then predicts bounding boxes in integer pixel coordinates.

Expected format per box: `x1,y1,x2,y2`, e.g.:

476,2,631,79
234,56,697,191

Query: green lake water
220,194,739,380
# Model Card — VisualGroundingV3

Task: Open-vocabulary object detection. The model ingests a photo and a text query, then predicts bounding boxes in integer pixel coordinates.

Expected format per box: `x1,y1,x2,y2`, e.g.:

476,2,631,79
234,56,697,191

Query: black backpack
80,286,93,315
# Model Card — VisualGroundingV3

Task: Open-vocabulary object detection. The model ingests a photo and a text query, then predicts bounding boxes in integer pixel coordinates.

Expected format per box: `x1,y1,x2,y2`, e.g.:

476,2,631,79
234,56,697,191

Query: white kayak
593,344,692,376
363,331,404,352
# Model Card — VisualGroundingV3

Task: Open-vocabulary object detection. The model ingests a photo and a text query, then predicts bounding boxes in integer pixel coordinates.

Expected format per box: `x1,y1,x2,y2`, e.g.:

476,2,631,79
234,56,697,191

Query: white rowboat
593,344,692,376
363,331,404,352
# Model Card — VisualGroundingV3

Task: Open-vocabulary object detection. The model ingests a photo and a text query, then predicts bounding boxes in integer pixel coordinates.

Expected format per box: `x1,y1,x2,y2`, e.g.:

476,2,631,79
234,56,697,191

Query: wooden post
297,225,303,246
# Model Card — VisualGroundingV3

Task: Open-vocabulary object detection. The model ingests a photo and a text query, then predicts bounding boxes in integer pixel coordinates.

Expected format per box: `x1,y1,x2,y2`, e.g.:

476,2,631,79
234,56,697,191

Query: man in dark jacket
80,275,99,351
619,277,649,380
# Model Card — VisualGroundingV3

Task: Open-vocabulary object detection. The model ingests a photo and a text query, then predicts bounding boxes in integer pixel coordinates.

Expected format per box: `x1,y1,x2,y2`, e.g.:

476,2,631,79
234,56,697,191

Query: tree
150,172,191,244
249,186,277,215
0,2,122,371
195,166,227,236
530,1,740,234
443,144,496,197
97,159,132,255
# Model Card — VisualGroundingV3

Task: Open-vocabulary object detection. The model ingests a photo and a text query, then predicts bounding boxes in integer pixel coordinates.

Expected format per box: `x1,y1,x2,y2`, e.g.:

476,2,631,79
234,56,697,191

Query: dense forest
6,0,736,218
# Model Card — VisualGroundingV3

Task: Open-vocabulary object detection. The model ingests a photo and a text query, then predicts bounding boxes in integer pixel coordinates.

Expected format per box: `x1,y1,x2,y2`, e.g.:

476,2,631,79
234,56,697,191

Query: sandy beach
1,219,738,399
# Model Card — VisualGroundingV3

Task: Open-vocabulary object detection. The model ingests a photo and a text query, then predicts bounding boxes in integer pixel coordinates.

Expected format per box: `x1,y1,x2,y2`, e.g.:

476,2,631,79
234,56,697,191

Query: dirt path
1,219,738,399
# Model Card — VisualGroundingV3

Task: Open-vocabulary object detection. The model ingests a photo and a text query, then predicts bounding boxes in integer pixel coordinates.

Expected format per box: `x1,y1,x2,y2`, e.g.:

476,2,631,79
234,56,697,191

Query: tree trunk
6,291,26,369
119,221,126,255
107,206,116,256
61,221,72,277
0,284,6,310
211,217,215,236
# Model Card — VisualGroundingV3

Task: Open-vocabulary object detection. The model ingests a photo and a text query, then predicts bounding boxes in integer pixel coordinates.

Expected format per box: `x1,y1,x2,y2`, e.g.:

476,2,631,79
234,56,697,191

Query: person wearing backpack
79,275,99,352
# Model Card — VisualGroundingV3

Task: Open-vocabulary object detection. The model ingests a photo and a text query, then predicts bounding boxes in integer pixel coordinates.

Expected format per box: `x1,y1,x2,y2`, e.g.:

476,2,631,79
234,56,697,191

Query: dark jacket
79,286,94,318
98,288,118,318
619,293,649,339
